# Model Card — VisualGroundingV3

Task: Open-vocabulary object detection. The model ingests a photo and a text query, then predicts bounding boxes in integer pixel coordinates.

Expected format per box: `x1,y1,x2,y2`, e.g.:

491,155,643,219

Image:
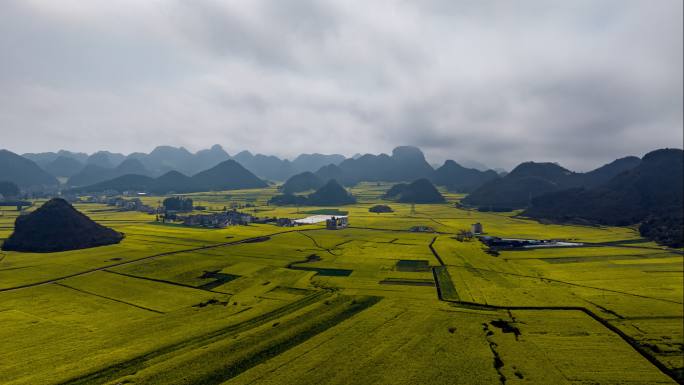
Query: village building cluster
106,197,159,214
180,210,256,228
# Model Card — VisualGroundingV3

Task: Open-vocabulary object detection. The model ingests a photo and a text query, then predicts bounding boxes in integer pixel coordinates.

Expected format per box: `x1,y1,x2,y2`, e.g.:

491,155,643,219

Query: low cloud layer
1,0,682,170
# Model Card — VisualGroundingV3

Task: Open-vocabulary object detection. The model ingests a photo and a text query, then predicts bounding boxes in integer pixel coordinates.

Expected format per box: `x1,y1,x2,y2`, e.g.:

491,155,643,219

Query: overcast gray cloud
0,0,681,170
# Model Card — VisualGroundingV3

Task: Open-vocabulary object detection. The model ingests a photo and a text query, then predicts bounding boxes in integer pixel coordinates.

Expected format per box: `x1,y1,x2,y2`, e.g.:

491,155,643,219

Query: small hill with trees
1,198,123,252
307,180,357,206
269,179,356,206
315,164,352,186
383,183,409,199
395,179,445,203
369,204,393,213
163,196,194,211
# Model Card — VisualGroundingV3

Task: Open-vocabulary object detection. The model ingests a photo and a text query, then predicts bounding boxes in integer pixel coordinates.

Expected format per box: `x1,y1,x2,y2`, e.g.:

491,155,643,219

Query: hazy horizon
7,142,684,173
1,0,682,171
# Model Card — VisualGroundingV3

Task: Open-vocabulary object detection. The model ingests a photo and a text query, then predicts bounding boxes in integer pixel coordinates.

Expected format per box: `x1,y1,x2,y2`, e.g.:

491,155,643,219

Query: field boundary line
429,244,682,384
102,269,231,294
428,236,446,266
53,282,165,314
445,264,682,305
0,229,304,293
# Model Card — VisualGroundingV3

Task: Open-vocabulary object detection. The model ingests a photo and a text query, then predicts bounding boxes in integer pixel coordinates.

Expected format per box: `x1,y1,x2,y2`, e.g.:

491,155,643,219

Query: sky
0,0,682,171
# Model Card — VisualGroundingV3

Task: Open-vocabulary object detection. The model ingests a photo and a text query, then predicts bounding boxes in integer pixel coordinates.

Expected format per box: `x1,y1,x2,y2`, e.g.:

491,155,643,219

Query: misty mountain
280,172,325,194
0,150,59,189
457,159,491,172
149,171,193,194
113,158,150,176
43,156,85,178
291,153,346,173
232,151,297,181
76,174,156,193
26,144,347,183
138,145,196,175
22,150,89,167
0,181,20,198
73,159,267,194
190,159,268,191
191,144,231,173
87,151,125,168
431,160,500,192
333,146,434,184
462,155,641,209
21,152,59,167
124,145,231,176
523,149,683,246
315,164,353,186
67,164,112,187
580,156,641,188
67,159,151,187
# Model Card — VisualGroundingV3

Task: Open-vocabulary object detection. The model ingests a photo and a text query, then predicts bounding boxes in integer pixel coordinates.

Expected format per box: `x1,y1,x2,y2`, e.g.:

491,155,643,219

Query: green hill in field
281,172,324,194
385,179,445,203
1,198,123,252
382,183,409,199
307,179,356,206
269,179,356,206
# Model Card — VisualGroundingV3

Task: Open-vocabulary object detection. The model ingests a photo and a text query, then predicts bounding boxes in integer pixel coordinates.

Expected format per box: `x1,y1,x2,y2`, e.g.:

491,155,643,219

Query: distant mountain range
20,145,347,184
70,160,267,194
11,145,505,193
523,149,683,246
0,150,59,189
277,146,500,193
4,144,682,245
461,156,642,209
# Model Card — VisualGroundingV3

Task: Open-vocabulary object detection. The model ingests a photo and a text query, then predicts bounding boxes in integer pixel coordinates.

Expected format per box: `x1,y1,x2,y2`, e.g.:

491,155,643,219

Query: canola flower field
0,183,682,384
